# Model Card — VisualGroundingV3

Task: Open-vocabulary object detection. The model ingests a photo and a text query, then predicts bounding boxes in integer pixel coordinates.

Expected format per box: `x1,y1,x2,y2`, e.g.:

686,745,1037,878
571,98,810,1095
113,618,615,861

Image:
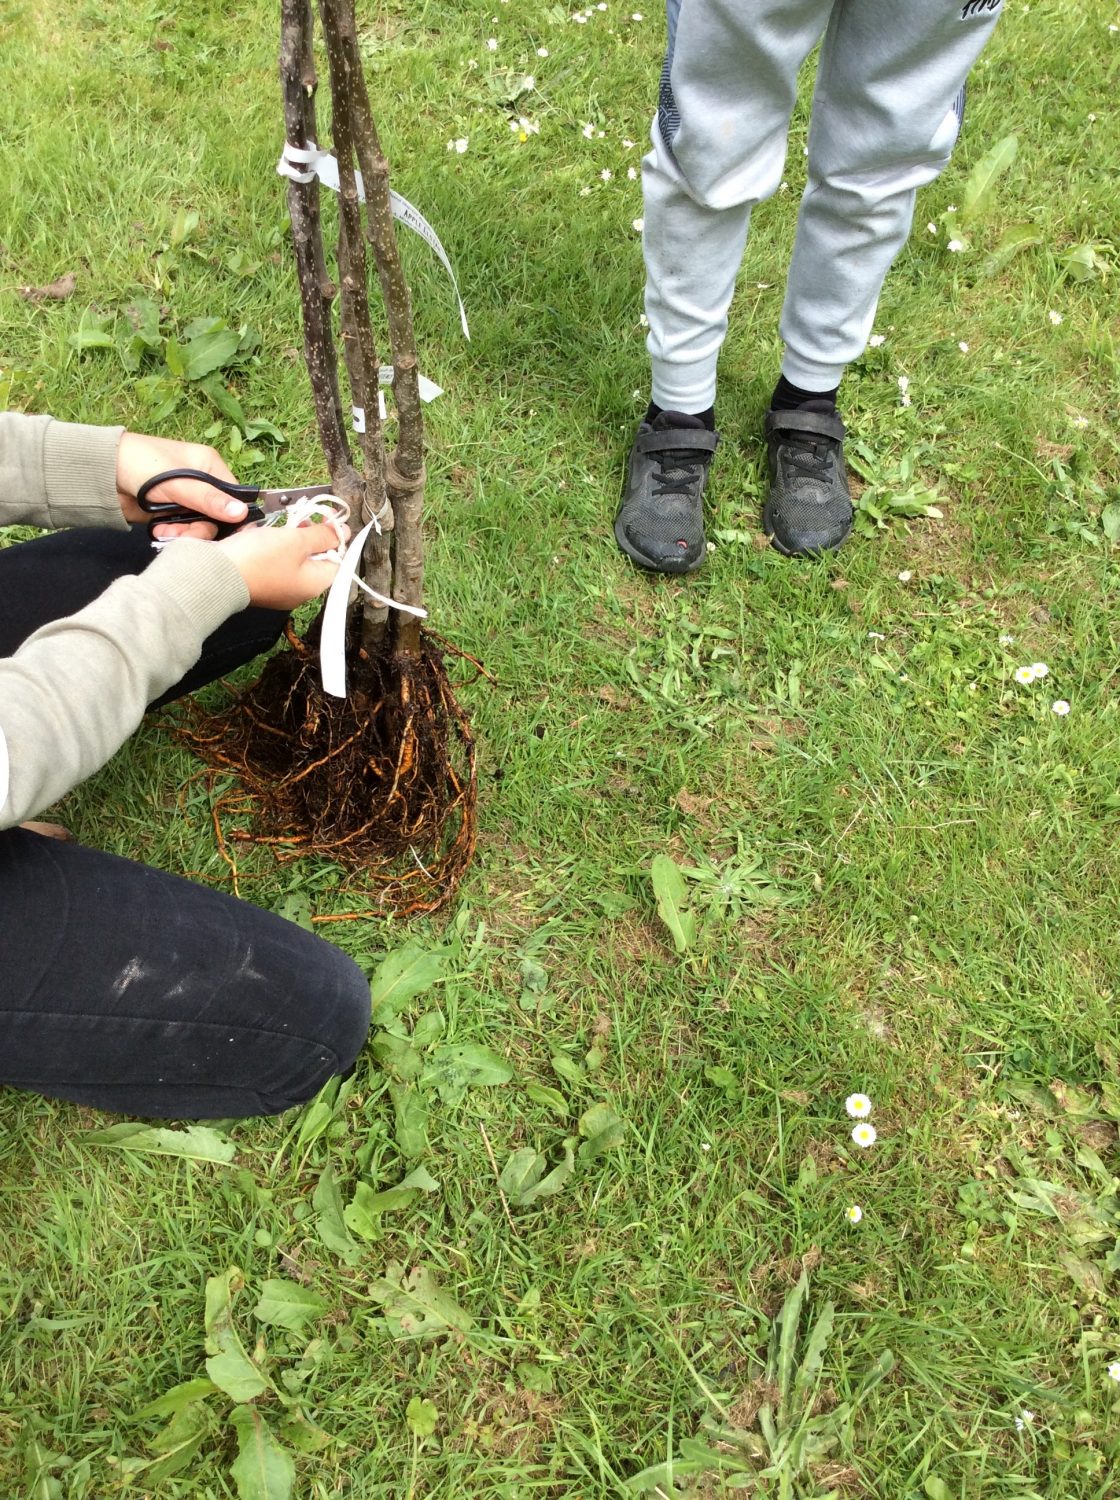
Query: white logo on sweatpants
961,0,1001,18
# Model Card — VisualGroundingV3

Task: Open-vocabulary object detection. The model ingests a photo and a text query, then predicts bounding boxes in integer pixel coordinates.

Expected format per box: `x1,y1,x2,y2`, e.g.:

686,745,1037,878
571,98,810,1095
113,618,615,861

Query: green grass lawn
3,0,1120,1495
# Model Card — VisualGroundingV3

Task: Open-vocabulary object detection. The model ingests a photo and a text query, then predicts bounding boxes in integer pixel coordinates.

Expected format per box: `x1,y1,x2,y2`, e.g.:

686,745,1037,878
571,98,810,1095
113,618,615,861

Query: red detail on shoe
676,540,687,550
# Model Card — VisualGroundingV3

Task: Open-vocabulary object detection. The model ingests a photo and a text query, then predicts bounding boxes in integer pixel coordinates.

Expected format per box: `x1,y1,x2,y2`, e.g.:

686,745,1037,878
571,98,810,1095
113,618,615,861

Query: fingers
116,433,247,526
150,519,220,541
293,520,351,556
145,474,248,526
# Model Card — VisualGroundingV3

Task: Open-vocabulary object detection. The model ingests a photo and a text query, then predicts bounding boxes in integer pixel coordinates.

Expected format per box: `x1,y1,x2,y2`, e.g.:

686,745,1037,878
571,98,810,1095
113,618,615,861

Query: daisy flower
1048,310,1063,326
1051,700,1070,716
486,37,498,50
947,238,964,253
845,1093,872,1119
447,138,469,154
627,166,638,179
1107,1361,1120,1382
632,217,644,232
1014,665,1036,685
958,341,970,353
1031,662,1049,679
999,633,1015,646
897,570,913,583
537,46,549,56
846,1204,863,1224
600,168,612,181
851,1122,877,1148
868,333,886,347
581,122,595,139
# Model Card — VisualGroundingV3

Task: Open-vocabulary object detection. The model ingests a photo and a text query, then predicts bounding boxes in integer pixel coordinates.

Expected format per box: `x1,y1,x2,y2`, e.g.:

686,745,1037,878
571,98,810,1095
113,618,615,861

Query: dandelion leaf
370,1260,475,1339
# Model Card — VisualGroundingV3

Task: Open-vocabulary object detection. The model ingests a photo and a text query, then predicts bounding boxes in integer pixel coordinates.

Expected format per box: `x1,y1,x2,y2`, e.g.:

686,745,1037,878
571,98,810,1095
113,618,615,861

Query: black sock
770,375,839,413
645,401,716,431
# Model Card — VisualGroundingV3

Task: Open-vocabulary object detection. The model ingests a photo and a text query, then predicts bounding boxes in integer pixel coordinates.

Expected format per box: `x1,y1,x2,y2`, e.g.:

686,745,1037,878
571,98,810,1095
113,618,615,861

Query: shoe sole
763,520,852,559
762,497,853,559
614,514,705,575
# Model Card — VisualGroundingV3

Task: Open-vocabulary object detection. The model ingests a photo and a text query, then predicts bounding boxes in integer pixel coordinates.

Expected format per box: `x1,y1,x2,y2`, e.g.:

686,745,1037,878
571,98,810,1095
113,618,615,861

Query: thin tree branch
279,0,352,483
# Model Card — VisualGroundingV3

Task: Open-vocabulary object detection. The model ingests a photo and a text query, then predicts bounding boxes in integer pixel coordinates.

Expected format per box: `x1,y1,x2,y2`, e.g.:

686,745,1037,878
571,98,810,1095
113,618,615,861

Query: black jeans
0,527,370,1118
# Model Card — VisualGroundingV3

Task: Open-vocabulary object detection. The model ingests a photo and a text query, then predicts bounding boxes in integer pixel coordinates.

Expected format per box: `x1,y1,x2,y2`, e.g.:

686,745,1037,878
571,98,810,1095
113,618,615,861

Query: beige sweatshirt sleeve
0,413,250,828
0,541,250,828
0,411,129,530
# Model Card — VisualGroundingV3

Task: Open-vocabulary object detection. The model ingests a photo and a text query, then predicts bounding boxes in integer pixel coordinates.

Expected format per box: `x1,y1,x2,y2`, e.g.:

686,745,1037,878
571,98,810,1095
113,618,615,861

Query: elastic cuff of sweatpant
649,358,718,416
779,351,847,394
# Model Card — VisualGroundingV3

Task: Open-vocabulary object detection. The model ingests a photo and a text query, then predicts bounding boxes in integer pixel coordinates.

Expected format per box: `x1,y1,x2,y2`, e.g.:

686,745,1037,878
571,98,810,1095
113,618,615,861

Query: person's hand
217,519,351,611
116,431,249,537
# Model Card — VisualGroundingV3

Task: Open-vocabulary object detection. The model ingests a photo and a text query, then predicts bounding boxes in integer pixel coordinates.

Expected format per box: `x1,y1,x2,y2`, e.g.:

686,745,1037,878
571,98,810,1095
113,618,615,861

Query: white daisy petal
845,1093,873,1119
851,1122,877,1148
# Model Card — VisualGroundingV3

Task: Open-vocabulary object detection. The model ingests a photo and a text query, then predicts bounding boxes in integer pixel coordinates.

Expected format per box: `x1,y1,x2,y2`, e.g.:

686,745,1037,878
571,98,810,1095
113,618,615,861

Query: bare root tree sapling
185,0,476,916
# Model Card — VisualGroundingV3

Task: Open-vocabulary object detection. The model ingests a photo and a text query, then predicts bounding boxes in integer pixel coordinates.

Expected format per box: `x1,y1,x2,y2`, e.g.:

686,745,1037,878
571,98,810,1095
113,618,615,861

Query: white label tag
377,366,443,403
300,149,469,339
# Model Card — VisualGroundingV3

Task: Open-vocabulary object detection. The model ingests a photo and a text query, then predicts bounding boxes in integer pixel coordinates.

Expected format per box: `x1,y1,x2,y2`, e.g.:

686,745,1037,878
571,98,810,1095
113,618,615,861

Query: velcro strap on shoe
765,409,845,441
636,426,720,455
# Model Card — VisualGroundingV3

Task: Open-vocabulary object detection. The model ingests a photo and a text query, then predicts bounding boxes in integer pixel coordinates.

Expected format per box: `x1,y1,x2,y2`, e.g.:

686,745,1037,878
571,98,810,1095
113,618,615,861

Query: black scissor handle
136,467,262,517
137,467,265,539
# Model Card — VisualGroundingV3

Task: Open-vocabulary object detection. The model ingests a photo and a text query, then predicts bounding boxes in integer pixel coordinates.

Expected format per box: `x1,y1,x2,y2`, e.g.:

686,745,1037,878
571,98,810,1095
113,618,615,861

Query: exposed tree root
180,630,476,918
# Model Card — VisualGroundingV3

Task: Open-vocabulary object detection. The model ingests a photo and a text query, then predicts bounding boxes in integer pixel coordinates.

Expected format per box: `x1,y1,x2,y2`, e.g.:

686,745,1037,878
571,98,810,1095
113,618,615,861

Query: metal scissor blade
257,483,337,515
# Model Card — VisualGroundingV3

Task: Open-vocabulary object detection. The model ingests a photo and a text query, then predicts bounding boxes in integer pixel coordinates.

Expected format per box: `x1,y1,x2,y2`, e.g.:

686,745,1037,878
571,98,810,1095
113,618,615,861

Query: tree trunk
318,0,426,657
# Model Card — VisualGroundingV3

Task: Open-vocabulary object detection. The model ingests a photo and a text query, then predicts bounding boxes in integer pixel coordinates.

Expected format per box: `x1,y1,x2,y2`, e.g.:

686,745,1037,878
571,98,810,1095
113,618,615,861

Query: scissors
136,467,338,540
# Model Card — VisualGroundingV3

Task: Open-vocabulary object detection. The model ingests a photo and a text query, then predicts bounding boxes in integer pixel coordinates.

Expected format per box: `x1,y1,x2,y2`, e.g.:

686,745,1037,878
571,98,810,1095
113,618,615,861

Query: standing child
615,0,1004,571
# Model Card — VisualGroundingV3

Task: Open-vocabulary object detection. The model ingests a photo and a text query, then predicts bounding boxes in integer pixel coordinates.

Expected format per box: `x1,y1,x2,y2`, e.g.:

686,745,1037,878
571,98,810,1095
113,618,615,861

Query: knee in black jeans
0,831,372,1121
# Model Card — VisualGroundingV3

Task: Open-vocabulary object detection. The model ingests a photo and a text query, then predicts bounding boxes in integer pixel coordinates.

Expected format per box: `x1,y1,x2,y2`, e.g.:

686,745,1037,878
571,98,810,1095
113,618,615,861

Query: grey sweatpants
644,0,1005,411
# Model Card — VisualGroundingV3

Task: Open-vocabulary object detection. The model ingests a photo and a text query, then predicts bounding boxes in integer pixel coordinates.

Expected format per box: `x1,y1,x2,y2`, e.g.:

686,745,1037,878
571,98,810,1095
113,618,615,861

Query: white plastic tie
276,140,323,184
259,493,350,563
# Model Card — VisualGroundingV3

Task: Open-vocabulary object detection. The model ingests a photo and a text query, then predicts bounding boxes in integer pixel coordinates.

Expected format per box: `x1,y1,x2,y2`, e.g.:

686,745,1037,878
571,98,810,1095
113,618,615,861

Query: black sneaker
763,402,853,556
614,411,720,574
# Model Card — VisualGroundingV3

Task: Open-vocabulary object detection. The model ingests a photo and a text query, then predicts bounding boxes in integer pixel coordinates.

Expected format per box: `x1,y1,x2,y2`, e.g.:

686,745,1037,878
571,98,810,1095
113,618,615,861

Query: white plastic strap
319,519,427,698
276,141,470,340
